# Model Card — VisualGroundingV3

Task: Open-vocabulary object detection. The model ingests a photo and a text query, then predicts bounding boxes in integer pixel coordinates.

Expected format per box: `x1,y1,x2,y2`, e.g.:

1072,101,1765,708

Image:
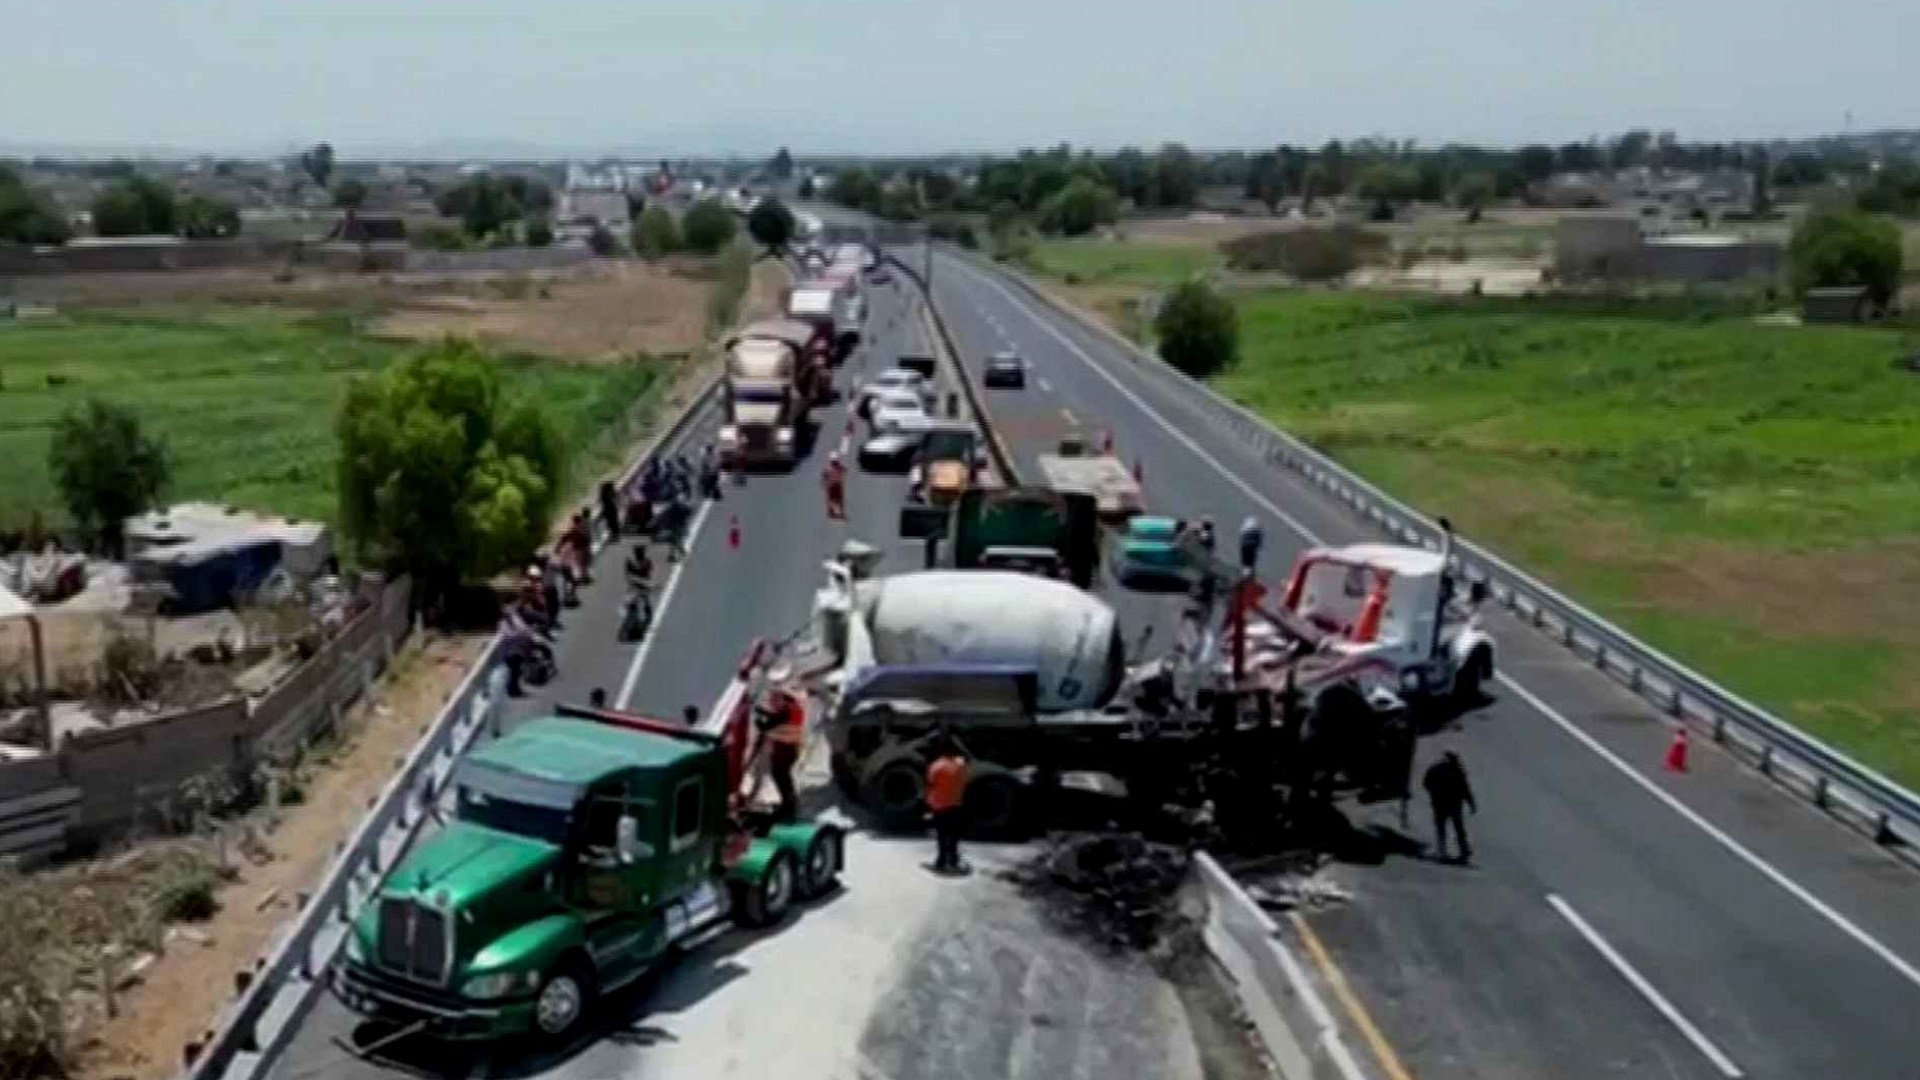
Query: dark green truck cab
332,713,843,1042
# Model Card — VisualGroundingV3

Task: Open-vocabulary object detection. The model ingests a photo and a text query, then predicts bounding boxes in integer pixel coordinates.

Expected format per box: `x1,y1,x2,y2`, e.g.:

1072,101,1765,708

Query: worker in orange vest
823,452,847,521
760,684,808,822
925,734,970,874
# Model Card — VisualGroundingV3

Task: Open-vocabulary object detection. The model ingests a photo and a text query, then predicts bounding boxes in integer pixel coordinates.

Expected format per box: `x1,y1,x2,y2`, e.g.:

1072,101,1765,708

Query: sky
0,0,1911,157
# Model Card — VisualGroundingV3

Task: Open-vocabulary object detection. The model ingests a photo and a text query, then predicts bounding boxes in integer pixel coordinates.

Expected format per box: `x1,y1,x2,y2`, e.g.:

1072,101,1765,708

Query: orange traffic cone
1132,457,1143,485
728,515,742,550
1664,727,1690,773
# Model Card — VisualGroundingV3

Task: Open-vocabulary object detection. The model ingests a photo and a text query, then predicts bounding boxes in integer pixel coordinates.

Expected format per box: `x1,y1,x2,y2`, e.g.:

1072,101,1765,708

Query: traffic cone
1101,429,1114,455
1664,727,1690,773
1132,457,1143,485
728,515,742,550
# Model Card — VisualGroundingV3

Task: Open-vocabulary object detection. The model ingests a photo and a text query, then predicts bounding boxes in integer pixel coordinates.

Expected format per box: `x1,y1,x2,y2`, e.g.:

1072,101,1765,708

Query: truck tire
532,956,596,1042
1454,647,1493,705
800,827,843,898
736,850,798,928
861,753,929,832
962,768,1024,839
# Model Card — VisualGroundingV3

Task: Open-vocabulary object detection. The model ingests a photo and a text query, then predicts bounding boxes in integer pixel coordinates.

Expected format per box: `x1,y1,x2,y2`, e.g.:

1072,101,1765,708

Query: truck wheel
800,828,843,898
962,770,1023,838
532,958,595,1042
861,755,928,832
737,850,798,928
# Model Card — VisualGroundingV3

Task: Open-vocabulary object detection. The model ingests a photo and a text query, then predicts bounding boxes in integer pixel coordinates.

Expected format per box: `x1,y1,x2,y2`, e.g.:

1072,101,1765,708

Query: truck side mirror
616,815,640,864
1468,580,1489,607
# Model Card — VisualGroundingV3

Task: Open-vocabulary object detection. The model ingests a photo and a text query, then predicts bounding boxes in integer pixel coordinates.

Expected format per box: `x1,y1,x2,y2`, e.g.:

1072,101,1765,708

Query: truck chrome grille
376,898,450,984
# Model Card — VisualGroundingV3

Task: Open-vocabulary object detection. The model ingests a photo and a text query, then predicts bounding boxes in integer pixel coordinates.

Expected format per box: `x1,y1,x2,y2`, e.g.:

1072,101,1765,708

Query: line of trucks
718,243,875,469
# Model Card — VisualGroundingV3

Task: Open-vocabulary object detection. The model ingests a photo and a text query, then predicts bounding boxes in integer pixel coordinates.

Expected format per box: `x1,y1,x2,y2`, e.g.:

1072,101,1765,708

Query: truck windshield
453,760,579,845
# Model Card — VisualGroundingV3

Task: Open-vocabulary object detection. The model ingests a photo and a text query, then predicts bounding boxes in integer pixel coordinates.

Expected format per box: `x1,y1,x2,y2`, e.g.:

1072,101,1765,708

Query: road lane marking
948,252,1920,992
1510,678,1920,989
614,500,715,710
1059,407,1078,427
1038,377,1053,393
1546,894,1744,1077
1289,912,1414,1080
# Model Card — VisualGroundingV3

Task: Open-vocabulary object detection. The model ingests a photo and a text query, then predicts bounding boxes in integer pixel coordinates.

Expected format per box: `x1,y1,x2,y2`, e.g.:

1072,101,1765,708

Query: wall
0,577,412,863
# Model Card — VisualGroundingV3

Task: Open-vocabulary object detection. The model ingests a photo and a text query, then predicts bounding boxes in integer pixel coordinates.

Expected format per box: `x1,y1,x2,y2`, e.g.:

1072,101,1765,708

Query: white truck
720,333,804,467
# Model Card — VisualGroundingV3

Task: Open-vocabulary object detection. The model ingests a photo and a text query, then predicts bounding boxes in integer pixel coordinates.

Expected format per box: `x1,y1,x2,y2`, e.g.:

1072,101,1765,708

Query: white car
858,369,931,416
868,389,930,434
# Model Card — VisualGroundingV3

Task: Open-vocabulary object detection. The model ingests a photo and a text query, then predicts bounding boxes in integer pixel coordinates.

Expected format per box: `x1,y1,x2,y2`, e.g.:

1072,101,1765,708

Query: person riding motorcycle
501,604,555,695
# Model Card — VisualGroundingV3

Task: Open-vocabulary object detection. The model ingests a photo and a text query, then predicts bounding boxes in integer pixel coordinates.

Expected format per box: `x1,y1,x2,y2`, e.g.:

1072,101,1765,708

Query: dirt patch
372,261,711,360
1003,832,1195,953
73,632,484,1080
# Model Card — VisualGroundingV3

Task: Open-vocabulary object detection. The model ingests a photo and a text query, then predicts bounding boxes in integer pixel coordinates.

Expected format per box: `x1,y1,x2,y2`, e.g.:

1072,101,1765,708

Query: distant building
559,191,631,230
1556,215,1781,284
1802,286,1874,324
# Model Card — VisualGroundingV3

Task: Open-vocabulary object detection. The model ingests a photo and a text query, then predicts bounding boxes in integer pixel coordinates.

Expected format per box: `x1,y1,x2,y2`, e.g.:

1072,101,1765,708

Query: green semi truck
331,700,843,1042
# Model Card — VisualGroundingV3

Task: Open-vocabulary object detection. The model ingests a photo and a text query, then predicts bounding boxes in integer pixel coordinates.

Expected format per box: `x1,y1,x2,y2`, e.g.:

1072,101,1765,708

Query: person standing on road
1239,515,1264,574
682,704,700,727
925,736,970,874
823,452,848,521
588,688,608,709
599,481,621,540
1423,751,1477,863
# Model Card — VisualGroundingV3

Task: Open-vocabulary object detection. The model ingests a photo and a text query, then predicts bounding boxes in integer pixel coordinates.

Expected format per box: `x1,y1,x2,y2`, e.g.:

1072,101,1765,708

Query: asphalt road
919,246,1920,1080
265,270,1214,1080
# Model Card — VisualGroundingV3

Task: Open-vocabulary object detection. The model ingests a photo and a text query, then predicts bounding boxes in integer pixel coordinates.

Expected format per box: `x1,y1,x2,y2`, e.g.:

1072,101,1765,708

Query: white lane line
1512,677,1920,989
1038,377,1053,393
948,253,1920,990
614,500,715,710
1546,893,1745,1078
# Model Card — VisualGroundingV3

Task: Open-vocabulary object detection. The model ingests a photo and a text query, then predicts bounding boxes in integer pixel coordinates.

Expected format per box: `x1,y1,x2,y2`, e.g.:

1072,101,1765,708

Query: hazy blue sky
1,0,1910,156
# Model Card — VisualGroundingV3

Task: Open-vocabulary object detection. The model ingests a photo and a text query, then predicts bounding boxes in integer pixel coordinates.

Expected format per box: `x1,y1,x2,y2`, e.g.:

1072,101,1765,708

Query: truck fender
725,837,787,886
765,821,845,897
1447,625,1495,676
468,912,588,980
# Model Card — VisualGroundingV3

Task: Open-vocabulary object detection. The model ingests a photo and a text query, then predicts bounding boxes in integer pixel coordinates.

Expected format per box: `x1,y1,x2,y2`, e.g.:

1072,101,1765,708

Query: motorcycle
620,587,653,642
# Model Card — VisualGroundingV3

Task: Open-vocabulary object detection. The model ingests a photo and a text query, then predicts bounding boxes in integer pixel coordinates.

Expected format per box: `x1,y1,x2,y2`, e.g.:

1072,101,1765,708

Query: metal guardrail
185,376,724,1080
887,254,1021,487
981,256,1920,859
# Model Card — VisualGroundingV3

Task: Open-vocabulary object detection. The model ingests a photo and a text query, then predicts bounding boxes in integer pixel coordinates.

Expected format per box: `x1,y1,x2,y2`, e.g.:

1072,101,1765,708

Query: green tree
48,399,171,557
746,196,796,252
1453,172,1497,217
681,198,737,255
91,175,177,236
632,206,680,259
0,164,70,244
1038,177,1118,237
1516,144,1558,183
524,215,554,247
986,200,1021,238
177,195,241,238
300,142,334,189
332,178,369,209
1246,151,1284,213
336,341,563,607
768,147,795,180
1154,278,1238,380
1788,206,1903,307
1149,143,1198,208
436,174,525,239
830,167,882,211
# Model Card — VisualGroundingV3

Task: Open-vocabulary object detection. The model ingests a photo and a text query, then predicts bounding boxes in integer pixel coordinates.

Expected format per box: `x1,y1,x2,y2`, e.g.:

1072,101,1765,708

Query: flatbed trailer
1037,452,1143,521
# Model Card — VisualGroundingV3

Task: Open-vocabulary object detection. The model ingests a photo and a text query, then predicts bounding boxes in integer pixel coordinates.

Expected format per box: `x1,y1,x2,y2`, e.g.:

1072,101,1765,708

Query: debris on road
1003,832,1194,952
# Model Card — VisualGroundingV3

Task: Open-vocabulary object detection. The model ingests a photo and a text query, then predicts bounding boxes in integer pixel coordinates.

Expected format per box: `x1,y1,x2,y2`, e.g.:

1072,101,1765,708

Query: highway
919,244,1920,1079
263,269,1217,1080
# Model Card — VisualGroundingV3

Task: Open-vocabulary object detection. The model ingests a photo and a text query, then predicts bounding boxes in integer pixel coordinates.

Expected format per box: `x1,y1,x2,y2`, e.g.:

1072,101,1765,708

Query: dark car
983,352,1026,388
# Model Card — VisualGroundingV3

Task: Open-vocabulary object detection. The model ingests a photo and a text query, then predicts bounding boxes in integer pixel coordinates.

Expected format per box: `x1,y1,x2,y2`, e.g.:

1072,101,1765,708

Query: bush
48,399,170,557
177,194,241,239
0,165,70,245
1220,226,1389,282
587,224,619,257
1038,178,1119,237
681,198,737,255
746,197,795,252
1789,206,1903,308
524,216,554,248
415,222,472,251
1154,278,1239,380
91,175,176,237
632,206,680,260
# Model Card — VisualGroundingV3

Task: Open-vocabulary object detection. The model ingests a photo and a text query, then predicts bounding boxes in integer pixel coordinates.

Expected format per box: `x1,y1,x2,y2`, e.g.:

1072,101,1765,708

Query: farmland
1023,244,1920,786
0,307,665,530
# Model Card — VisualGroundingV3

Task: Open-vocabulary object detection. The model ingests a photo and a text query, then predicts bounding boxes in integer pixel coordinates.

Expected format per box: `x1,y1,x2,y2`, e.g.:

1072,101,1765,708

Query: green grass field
0,308,664,531
1026,237,1920,785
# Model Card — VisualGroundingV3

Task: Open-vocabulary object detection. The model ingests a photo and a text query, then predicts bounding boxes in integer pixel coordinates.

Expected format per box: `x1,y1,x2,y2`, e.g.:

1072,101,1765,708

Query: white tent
0,581,50,748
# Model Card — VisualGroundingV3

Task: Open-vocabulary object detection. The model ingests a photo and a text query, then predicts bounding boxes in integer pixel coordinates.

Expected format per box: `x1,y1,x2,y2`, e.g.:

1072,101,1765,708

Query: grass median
1023,236,1920,788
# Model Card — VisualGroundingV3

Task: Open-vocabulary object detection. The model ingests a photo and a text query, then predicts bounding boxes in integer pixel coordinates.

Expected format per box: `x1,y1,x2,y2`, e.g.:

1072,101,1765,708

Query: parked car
858,428,923,472
983,352,1027,389
1112,515,1197,590
858,369,932,419
869,388,931,434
